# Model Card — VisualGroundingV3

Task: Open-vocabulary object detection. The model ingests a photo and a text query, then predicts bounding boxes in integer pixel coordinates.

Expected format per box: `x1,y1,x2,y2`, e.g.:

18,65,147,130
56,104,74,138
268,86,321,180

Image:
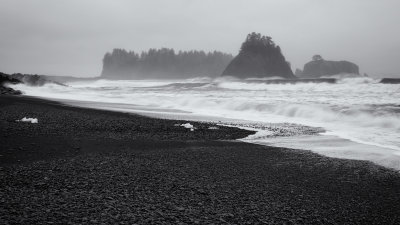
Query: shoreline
0,95,254,165
44,96,400,170
1,95,400,224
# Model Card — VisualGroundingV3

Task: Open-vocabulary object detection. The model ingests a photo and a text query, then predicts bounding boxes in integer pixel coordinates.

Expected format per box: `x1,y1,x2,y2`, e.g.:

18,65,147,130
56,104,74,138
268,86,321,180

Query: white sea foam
17,117,38,123
11,77,400,169
181,123,194,131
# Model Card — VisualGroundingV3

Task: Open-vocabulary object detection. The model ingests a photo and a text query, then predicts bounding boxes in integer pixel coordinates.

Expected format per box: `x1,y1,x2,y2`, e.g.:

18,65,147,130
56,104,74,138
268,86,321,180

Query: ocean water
11,76,400,169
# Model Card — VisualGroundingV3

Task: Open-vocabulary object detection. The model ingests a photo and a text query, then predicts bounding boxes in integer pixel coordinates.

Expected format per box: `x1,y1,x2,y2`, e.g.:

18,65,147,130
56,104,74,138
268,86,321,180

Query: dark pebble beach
1,95,400,224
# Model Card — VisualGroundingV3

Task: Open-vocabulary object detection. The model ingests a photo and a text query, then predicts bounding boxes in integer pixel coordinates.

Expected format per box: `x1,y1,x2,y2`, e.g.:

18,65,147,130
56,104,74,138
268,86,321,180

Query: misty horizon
1,0,400,78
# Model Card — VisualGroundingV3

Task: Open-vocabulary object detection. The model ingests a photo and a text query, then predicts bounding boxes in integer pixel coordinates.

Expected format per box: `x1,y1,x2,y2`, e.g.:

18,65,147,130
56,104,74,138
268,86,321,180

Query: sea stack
301,55,359,78
222,32,295,79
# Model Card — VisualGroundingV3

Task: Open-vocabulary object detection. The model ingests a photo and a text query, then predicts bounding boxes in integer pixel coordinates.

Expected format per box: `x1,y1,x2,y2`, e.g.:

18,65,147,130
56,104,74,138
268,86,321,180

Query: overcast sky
0,0,399,77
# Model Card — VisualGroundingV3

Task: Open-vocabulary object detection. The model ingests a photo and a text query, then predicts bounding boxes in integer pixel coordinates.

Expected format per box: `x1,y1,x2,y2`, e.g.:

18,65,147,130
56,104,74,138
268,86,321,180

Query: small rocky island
222,32,295,79
0,72,22,95
300,55,359,78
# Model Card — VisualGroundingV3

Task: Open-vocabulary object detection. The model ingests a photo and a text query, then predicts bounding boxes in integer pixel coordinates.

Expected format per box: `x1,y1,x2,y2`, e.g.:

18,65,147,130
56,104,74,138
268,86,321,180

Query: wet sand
1,95,400,224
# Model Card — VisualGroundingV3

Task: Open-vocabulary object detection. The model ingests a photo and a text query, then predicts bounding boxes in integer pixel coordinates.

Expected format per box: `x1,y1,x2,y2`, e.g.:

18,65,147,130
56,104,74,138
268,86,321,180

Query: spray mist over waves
11,76,400,154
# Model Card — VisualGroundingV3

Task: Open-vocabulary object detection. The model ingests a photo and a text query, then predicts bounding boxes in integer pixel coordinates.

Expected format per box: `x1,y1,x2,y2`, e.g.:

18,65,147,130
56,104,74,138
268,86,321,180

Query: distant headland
101,48,233,79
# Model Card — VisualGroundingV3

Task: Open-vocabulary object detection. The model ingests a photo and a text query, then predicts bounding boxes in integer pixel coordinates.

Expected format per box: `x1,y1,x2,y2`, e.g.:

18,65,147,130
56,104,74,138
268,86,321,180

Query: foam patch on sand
17,117,38,123
181,123,195,131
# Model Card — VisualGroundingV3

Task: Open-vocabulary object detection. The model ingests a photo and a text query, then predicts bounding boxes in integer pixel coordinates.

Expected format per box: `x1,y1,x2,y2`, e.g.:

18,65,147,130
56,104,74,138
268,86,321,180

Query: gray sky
0,0,399,77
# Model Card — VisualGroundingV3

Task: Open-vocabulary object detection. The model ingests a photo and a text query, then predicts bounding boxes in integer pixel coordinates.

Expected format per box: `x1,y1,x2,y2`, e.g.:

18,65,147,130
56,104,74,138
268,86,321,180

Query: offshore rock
301,55,359,78
0,72,22,95
222,32,295,79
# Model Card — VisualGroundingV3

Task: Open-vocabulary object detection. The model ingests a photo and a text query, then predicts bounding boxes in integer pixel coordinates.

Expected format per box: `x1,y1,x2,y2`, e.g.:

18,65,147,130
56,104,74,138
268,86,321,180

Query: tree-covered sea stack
222,32,295,79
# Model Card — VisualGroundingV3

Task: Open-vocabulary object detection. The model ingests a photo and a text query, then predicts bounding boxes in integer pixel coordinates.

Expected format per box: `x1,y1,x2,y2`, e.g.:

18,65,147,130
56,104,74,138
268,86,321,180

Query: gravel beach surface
1,95,400,224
